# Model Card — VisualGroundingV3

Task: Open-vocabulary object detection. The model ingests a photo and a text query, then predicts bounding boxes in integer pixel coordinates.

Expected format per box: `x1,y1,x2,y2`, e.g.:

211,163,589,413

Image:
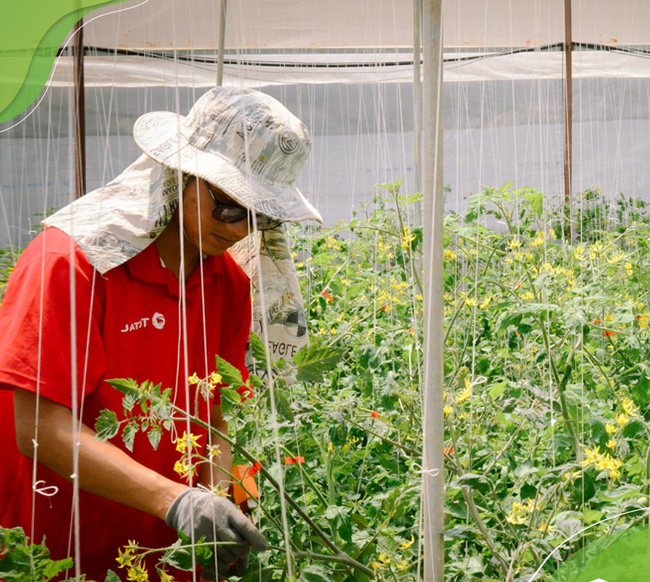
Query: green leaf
215,355,244,387
147,426,162,450
42,558,74,580
274,389,294,421
450,473,489,494
122,421,138,452
598,484,641,502
293,343,343,383
514,462,538,479
524,190,544,217
488,382,506,399
300,564,331,582
161,536,194,571
242,567,275,582
249,332,268,368
106,378,140,396
95,410,119,442
104,570,121,582
582,508,603,525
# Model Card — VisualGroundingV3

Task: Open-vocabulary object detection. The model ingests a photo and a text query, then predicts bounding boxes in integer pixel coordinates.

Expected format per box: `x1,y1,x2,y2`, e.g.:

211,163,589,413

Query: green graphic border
0,0,128,125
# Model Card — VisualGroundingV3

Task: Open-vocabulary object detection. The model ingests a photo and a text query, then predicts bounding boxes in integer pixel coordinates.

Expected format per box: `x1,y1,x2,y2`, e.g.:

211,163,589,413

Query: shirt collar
124,241,224,296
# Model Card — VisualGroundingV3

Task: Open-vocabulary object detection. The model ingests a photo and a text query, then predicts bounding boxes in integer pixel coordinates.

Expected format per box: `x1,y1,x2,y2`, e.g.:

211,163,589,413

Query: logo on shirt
152,312,166,329
121,312,166,333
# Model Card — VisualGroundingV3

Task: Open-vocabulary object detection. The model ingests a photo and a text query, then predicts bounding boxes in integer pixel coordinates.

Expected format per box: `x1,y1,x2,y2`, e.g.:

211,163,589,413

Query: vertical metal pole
563,0,573,223
216,0,228,86
422,0,444,581
73,18,86,198
413,0,423,195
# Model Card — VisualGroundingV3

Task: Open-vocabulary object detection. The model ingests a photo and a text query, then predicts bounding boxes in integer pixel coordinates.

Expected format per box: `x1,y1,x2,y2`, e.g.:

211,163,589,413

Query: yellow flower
480,296,492,309
402,227,416,251
175,431,202,454
209,372,223,386
521,291,535,301
509,238,522,249
370,562,381,571
396,559,409,571
582,445,623,481
625,262,633,277
126,561,149,582
581,446,600,467
379,552,392,565
464,297,476,307
173,459,195,480
531,231,545,247
605,423,617,436
116,548,136,569
188,373,200,385
506,499,535,525
399,535,415,550
574,245,586,261
589,240,604,259
443,249,457,262
327,442,334,452
607,251,625,264
606,439,616,450
455,379,472,404
342,436,360,451
548,228,557,239
616,413,630,428
443,405,454,417
538,521,555,534
622,397,638,417
159,571,175,582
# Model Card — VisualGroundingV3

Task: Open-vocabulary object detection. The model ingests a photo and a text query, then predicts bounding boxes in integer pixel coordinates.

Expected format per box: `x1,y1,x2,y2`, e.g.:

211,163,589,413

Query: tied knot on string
33,480,59,497
412,463,440,478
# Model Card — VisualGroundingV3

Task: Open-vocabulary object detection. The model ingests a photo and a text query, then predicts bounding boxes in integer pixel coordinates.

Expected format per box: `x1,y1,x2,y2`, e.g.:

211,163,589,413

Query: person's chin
206,233,236,254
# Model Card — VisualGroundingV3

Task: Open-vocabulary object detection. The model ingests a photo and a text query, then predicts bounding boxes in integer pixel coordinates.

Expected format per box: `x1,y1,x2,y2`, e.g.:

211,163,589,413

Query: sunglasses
204,181,282,232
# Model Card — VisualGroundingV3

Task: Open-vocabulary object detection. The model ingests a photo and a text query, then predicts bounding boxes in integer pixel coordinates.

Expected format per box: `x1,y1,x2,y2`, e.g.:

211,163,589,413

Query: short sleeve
0,230,106,408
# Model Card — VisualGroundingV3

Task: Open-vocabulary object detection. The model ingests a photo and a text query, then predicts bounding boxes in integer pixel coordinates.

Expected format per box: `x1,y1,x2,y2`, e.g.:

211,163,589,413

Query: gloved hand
165,488,267,579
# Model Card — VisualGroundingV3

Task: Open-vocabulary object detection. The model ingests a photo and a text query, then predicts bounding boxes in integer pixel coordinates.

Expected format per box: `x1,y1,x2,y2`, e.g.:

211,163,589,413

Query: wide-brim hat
133,87,322,224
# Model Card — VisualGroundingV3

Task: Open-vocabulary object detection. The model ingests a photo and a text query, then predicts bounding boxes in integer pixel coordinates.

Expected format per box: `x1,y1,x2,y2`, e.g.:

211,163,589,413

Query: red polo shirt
0,227,251,580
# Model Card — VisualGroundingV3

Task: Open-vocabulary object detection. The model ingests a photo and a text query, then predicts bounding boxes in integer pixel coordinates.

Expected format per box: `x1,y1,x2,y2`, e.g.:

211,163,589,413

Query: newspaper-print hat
133,87,322,224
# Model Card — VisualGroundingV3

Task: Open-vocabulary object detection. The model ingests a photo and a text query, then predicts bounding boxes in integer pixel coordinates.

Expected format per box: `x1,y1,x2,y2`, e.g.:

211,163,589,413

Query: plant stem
168,404,373,577
343,415,421,457
460,485,510,575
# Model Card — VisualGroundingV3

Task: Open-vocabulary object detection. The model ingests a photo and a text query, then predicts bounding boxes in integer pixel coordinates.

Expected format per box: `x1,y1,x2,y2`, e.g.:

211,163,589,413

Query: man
0,88,321,580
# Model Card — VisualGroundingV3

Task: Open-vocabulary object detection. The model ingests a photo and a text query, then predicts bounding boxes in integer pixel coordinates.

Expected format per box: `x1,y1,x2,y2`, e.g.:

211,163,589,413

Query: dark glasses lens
206,181,282,231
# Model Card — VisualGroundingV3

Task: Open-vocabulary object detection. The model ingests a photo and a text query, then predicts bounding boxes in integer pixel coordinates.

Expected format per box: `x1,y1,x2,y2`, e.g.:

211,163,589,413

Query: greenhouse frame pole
421,0,444,581
563,0,573,216
72,18,86,198
216,0,228,86
413,0,423,195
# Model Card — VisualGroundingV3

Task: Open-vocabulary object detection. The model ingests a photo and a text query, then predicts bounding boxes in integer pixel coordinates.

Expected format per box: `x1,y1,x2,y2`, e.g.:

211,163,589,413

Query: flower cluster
506,498,535,525
173,431,203,481
582,446,623,481
116,542,157,582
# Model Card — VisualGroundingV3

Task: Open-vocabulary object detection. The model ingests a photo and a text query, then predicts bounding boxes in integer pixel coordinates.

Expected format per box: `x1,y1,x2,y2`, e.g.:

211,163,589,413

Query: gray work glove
166,488,266,579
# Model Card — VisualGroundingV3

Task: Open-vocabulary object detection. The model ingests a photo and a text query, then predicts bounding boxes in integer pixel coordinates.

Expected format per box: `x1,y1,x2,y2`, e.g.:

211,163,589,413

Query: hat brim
133,111,323,224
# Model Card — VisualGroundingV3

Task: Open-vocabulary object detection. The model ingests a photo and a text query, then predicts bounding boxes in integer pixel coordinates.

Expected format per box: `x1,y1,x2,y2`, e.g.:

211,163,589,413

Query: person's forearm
14,389,186,520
